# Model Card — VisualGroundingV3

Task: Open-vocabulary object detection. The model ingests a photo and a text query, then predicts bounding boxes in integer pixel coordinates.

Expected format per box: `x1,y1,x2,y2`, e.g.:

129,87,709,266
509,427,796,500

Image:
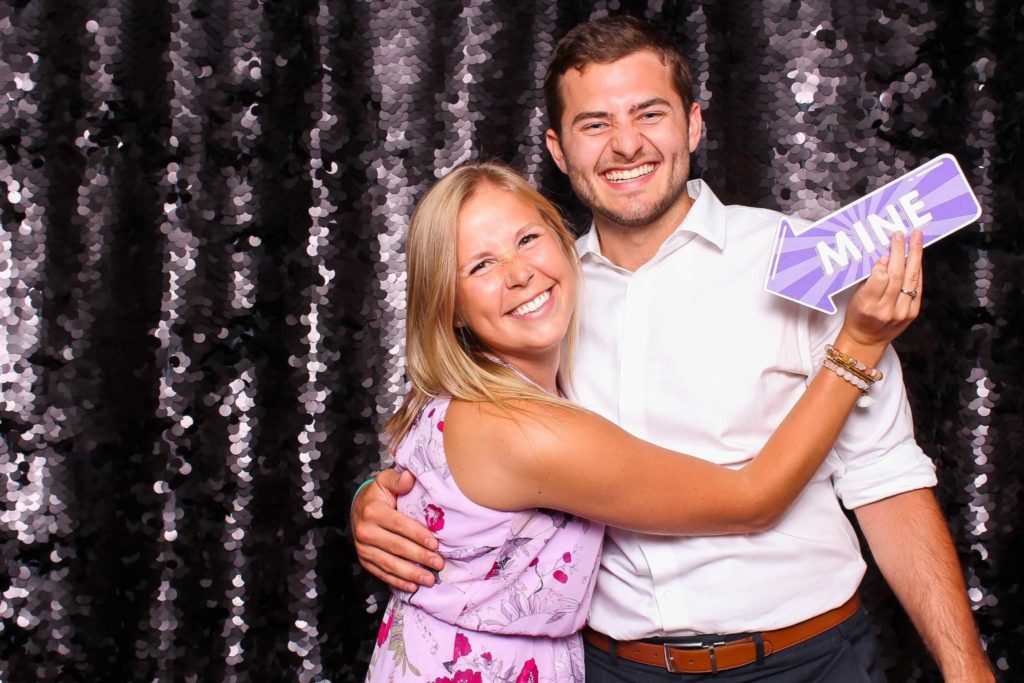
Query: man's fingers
356,505,441,557
375,468,415,496
385,511,440,555
359,542,438,586
396,469,416,493
361,555,433,593
381,527,443,569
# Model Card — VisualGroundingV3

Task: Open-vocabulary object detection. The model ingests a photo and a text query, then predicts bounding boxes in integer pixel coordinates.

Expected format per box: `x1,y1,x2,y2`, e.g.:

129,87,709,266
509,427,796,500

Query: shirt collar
575,179,727,262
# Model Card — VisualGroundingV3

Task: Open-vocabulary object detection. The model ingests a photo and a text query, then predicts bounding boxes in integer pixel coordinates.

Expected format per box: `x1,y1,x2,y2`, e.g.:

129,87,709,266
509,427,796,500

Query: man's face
545,50,702,230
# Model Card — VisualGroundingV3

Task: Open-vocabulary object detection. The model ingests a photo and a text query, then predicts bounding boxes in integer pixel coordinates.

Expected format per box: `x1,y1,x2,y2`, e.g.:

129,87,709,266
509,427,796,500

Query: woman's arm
446,232,923,535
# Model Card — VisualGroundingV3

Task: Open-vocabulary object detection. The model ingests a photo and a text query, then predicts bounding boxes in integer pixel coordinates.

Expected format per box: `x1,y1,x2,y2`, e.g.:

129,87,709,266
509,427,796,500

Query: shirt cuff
833,442,938,509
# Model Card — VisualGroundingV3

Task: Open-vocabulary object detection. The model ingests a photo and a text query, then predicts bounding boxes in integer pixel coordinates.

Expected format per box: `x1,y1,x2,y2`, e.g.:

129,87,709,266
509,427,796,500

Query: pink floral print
424,503,445,532
376,609,394,647
515,659,540,683
452,632,471,661
365,397,602,682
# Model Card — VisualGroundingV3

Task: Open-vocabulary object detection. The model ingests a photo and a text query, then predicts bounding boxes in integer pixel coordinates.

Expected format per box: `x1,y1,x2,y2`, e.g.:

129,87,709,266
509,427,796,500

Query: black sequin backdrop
0,0,1021,681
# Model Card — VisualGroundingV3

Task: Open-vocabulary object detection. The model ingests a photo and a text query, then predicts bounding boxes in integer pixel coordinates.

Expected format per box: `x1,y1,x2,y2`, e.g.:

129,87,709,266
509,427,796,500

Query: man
352,15,992,681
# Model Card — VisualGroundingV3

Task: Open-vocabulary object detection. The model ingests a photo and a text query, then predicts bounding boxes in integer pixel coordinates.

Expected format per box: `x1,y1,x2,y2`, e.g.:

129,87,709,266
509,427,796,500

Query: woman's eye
519,233,540,247
469,260,491,275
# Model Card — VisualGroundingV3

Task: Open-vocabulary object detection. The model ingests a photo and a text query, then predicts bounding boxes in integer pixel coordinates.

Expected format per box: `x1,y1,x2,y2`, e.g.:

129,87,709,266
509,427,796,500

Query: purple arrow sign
764,154,981,314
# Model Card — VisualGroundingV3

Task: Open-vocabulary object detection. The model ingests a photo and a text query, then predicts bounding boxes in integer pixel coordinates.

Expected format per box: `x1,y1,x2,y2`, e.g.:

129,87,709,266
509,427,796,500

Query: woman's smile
508,286,554,318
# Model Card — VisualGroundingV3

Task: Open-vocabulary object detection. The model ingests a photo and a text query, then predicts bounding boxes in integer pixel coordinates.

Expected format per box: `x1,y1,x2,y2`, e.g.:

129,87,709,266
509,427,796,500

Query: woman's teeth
605,163,655,182
510,289,551,317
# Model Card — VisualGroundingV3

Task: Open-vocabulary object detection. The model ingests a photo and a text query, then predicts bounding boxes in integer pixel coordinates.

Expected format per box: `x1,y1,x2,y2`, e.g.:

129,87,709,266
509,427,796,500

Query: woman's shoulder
448,397,596,442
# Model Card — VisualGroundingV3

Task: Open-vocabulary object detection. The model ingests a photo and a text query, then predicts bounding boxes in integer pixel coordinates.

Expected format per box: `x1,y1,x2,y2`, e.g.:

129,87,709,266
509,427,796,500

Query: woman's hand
839,230,923,351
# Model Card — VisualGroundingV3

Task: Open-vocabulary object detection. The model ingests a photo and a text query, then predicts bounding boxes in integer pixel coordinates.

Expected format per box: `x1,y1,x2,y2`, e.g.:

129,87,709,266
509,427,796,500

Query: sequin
0,1,1019,680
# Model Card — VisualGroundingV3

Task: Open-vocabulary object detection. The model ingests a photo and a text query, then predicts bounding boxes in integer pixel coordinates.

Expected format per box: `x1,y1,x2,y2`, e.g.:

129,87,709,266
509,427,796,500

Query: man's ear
686,103,703,154
545,128,569,174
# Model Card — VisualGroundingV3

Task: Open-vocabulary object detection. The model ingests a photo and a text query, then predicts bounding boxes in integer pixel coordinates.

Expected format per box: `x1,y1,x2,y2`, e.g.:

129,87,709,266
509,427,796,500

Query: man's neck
593,191,694,272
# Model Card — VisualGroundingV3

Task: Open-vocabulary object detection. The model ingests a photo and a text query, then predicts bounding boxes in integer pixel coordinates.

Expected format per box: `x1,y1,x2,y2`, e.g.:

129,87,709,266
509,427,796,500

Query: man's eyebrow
570,98,674,126
630,97,672,113
571,110,610,126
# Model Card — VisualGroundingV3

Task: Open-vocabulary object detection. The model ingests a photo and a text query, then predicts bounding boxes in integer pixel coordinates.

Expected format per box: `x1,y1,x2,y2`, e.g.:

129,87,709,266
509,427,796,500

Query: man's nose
610,122,643,159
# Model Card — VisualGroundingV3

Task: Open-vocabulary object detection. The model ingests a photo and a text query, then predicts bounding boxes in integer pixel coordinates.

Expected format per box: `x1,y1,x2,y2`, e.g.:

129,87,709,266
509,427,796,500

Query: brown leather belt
583,594,860,674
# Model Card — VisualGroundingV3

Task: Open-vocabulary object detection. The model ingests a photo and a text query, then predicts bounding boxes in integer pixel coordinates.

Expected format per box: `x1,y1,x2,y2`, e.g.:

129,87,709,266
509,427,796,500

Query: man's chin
593,202,669,229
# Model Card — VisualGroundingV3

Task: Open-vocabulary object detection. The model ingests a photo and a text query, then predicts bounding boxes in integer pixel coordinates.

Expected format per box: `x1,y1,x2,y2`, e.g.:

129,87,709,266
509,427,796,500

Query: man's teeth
511,289,551,317
605,163,655,182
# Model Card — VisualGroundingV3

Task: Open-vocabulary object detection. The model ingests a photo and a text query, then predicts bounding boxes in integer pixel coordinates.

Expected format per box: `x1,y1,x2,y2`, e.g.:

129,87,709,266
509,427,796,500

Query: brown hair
544,15,695,133
382,161,582,448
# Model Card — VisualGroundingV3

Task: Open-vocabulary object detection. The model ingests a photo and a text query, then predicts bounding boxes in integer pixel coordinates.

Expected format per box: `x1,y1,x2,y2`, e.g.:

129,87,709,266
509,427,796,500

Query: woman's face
453,183,576,371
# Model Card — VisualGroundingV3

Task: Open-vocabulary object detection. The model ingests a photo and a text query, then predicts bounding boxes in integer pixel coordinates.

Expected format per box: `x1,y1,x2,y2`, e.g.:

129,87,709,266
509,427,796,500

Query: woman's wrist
831,328,888,367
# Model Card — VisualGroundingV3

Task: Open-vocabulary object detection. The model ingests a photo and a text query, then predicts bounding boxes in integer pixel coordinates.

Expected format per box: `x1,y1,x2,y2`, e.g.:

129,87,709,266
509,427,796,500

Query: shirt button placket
617,275,648,439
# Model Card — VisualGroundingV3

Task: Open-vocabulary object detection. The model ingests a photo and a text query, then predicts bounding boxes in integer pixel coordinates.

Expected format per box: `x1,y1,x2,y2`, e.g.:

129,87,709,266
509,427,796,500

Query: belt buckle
663,640,725,674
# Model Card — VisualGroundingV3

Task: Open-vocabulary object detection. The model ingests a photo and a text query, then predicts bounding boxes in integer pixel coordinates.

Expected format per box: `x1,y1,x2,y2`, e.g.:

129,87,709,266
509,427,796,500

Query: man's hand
351,469,444,592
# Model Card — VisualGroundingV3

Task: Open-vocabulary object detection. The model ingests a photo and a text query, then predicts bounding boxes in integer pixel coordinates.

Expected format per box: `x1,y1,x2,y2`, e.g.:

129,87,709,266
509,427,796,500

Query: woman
365,162,922,681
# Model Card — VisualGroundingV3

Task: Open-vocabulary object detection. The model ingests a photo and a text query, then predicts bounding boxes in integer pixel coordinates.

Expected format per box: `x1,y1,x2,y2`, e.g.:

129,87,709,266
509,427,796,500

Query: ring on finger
899,288,918,299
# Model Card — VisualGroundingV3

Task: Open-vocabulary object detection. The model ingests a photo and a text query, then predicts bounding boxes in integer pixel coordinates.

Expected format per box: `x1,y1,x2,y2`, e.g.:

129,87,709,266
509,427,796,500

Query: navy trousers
584,609,885,682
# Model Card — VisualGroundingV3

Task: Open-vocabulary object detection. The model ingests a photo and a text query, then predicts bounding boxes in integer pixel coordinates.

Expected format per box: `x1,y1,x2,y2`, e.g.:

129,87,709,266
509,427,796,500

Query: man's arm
351,469,444,592
855,488,993,682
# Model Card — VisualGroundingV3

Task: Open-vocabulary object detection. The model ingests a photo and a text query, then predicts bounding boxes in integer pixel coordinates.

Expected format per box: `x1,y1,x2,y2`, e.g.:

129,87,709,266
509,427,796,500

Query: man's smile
603,162,657,183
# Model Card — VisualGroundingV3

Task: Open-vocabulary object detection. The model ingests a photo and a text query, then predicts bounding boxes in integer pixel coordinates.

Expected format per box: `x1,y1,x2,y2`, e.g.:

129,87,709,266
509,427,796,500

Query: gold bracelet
825,344,884,383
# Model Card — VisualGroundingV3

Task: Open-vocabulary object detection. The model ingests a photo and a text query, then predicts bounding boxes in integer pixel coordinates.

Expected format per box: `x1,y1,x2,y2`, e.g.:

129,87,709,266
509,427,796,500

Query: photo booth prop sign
764,154,981,314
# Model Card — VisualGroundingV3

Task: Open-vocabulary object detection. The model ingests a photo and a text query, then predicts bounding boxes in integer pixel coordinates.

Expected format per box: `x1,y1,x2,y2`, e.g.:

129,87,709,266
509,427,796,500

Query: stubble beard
567,156,690,230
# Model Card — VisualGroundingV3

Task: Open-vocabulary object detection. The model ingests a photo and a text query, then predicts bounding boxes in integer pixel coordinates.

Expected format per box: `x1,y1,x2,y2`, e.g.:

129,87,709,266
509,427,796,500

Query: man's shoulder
722,201,808,233
692,182,807,244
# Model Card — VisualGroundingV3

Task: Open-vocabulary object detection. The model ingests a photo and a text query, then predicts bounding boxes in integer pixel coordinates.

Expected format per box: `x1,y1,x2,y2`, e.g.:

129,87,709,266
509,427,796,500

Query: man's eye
640,111,664,121
581,122,606,131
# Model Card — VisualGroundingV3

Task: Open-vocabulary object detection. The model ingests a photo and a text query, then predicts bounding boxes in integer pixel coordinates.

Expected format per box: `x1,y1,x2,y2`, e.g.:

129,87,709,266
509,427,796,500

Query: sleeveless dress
365,396,605,682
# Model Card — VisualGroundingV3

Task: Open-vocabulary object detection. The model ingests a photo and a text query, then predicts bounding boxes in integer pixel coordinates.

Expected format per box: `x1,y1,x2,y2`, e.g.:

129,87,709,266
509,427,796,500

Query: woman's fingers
902,229,923,293
843,230,924,347
895,230,923,318
883,231,907,303
860,253,891,302
910,268,923,318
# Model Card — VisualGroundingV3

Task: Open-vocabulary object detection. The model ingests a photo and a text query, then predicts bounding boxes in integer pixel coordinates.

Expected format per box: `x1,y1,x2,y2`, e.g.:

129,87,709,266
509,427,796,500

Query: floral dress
365,396,605,682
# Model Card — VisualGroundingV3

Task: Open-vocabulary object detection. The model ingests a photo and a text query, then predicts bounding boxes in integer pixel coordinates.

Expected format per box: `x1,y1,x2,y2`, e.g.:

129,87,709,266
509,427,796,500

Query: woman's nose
503,255,534,288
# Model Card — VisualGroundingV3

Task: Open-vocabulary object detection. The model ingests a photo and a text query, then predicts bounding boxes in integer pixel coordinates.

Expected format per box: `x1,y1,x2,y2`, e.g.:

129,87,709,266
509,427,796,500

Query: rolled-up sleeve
807,292,937,509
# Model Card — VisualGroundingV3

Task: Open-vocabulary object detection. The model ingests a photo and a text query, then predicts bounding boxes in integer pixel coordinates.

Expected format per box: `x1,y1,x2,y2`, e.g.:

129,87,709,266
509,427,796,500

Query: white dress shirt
572,180,937,638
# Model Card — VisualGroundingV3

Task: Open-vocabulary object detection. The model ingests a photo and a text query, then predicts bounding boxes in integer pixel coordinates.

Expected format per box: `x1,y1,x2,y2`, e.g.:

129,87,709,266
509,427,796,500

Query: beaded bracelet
823,345,883,407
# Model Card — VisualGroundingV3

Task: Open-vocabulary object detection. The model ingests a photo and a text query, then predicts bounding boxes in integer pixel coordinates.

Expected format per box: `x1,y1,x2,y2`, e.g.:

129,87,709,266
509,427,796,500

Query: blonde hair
382,161,582,447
